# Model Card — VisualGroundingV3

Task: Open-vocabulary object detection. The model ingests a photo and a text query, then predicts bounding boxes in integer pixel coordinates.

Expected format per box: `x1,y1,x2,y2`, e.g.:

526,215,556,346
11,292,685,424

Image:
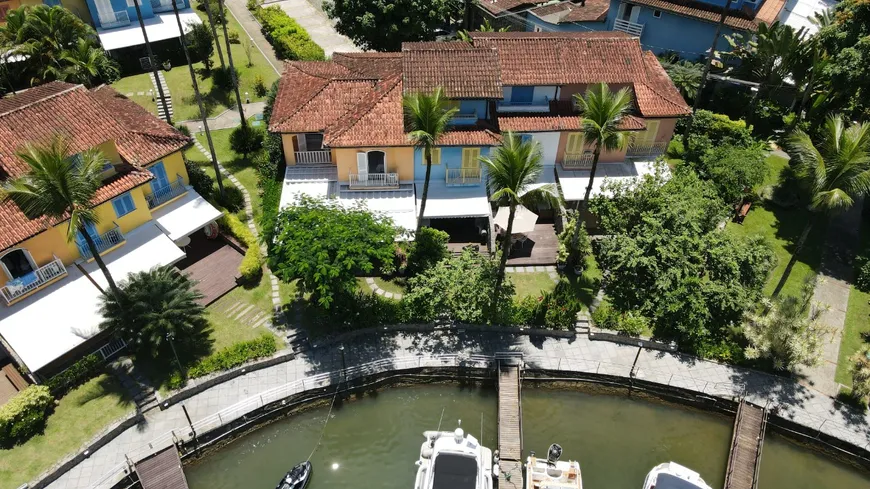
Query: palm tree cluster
0,5,119,91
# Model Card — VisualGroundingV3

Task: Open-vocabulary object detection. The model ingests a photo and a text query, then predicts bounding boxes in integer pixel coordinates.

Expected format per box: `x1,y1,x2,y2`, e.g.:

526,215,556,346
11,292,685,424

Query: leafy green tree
850,345,870,404
269,196,397,308
659,56,703,102
817,0,870,120
230,125,264,158
694,145,767,205
458,18,508,42
186,20,216,72
406,227,449,276
774,115,870,298
324,0,461,51
52,38,119,87
403,87,457,234
571,83,632,246
678,110,758,162
481,132,559,294
0,137,119,295
98,266,210,360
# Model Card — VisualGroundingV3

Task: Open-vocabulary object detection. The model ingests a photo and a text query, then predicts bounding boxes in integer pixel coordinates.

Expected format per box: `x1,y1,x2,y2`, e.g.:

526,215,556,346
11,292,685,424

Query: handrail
446,167,482,185
77,226,125,260
145,175,187,209
561,152,594,169
0,256,67,305
294,150,332,164
349,172,399,189
627,141,668,158
613,18,644,37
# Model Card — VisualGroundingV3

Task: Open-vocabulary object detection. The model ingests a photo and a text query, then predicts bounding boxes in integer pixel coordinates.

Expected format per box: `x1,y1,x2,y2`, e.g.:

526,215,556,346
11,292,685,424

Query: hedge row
0,385,54,447
253,6,325,61
218,213,263,281
188,334,278,378
45,354,102,397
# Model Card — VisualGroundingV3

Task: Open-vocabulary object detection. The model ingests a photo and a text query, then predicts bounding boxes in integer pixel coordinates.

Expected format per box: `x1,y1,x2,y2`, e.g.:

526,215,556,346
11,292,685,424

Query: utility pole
170,0,226,198
682,0,733,149
133,0,172,126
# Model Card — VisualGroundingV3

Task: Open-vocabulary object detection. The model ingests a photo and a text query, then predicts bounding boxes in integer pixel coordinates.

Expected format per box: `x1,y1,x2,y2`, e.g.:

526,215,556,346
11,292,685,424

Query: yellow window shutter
430,148,441,165
566,133,584,154
462,148,480,168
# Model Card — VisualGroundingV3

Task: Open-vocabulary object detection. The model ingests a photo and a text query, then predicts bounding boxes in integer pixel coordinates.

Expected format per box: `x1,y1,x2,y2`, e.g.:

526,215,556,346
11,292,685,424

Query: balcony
349,172,399,189
446,168,482,186
1,257,68,306
100,10,131,30
295,150,332,164
613,19,644,37
145,176,187,209
561,152,594,170
77,227,126,260
150,0,176,13
627,141,668,158
451,112,478,125
497,98,551,113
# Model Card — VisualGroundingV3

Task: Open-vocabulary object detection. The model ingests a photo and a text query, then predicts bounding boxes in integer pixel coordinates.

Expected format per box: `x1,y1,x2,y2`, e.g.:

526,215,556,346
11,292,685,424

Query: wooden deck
175,233,243,306
136,446,190,489
497,358,524,488
505,222,559,266
724,401,767,489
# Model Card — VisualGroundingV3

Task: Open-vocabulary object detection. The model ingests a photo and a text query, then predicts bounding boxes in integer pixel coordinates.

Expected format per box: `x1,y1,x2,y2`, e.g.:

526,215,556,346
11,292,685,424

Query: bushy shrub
693,145,768,205
230,125,264,157
174,123,192,137
318,290,408,330
227,29,240,44
406,227,449,276
855,255,870,292
198,0,225,23
0,385,54,447
254,6,325,61
246,0,260,10
679,110,759,162
185,158,215,200
592,304,648,336
557,214,591,269
214,185,245,213
254,74,268,97
539,282,582,330
219,213,264,281
187,335,278,378
511,295,543,326
212,65,239,91
46,354,102,396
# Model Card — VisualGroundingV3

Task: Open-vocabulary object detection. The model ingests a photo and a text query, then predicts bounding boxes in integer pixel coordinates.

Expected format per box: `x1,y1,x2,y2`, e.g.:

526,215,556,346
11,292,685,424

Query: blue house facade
85,0,188,30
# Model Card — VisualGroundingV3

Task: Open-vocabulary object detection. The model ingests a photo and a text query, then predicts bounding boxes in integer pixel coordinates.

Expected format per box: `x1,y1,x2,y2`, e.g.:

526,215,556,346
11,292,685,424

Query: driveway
266,0,360,56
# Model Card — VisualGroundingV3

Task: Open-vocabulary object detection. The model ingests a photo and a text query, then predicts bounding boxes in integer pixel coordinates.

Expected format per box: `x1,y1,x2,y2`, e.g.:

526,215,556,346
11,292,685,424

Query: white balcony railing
627,141,668,158
100,10,131,29
295,150,332,164
452,112,478,124
348,172,399,189
562,152,595,169
1,257,67,305
77,227,125,260
446,168,482,185
613,18,644,37
496,97,551,113
145,175,187,209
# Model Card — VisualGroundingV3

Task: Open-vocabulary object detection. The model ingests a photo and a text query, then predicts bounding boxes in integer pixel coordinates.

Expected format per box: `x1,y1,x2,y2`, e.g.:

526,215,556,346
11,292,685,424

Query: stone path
219,299,273,329
799,198,864,396
41,330,870,489
224,0,281,73
268,0,360,55
179,101,267,134
363,277,403,300
506,265,559,283
150,72,173,123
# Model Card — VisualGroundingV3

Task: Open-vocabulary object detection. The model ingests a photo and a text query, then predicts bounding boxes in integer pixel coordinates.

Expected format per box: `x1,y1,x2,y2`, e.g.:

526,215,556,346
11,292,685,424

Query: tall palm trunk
416,147,434,234
494,201,516,295
79,225,119,296
202,0,225,69
571,145,601,263
217,0,246,127
171,0,225,198
797,67,816,123
132,0,172,125
771,220,814,300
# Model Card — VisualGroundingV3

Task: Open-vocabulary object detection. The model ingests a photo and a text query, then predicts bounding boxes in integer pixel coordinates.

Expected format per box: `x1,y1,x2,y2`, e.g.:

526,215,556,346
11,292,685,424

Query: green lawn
836,221,870,385
509,272,556,298
207,273,276,349
110,0,278,121
0,375,133,489
725,155,825,299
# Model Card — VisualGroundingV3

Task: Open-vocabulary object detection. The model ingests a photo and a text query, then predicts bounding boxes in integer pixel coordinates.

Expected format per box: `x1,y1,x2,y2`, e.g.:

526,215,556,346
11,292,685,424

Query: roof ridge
286,61,348,79
0,83,82,118
324,76,403,144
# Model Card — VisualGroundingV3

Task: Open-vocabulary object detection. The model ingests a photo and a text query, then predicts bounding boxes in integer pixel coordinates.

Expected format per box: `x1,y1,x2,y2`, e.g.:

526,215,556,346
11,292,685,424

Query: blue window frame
511,86,534,105
149,161,170,192
520,134,533,144
76,221,99,246
112,193,136,218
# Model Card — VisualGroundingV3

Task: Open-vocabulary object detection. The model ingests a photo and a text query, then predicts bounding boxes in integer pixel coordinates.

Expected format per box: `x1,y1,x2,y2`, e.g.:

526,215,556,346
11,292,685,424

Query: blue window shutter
112,193,136,218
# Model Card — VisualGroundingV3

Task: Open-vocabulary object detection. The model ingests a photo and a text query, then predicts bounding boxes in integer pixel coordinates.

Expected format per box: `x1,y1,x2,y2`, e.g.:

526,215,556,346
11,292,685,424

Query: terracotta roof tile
635,51,691,117
331,52,403,78
626,0,785,31
273,79,378,133
497,101,647,131
324,77,407,147
477,0,550,15
270,63,333,133
529,0,609,23
754,0,787,24
402,42,502,99
0,81,77,115
439,126,504,146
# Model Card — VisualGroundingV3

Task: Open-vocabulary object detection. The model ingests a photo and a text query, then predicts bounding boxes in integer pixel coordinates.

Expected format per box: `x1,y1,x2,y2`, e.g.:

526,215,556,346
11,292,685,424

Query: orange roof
627,0,786,31
323,77,408,147
477,0,551,15
529,0,610,23
0,82,190,251
402,42,503,99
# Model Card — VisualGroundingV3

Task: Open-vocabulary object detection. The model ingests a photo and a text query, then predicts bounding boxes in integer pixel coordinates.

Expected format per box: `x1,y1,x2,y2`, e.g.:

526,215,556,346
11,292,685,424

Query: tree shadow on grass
132,325,216,391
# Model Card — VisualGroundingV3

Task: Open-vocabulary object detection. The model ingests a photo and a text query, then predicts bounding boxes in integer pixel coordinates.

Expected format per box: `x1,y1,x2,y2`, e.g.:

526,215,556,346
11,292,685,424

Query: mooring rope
306,381,341,462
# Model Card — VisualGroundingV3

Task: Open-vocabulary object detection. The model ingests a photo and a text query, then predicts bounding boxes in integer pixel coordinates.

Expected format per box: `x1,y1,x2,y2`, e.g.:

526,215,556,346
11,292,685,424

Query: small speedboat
413,426,495,489
275,461,311,489
526,443,582,489
642,462,712,489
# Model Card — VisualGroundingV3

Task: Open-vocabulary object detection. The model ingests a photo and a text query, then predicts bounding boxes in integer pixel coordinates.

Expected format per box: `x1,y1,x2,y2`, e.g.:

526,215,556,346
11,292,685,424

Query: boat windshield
432,453,478,489
655,473,706,489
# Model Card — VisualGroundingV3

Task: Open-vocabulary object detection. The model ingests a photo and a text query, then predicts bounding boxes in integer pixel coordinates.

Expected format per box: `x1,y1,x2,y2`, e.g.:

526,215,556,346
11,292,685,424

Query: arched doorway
367,150,386,174
0,249,36,280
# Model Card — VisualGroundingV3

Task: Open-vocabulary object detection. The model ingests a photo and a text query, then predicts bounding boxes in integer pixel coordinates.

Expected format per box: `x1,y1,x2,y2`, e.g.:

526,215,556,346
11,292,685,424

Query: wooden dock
723,400,768,489
497,354,524,489
136,446,190,489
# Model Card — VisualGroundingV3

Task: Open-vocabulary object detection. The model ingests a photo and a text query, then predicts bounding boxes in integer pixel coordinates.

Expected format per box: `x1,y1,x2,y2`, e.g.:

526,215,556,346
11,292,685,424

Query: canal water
185,384,870,489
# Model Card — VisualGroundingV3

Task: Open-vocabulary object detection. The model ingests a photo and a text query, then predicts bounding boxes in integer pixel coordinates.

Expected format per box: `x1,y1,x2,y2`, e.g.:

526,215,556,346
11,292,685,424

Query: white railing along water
348,172,399,189
295,150,332,164
0,257,67,305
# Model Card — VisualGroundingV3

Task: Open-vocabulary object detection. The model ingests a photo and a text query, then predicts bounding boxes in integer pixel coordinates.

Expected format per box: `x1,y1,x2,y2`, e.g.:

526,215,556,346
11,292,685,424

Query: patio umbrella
493,205,538,234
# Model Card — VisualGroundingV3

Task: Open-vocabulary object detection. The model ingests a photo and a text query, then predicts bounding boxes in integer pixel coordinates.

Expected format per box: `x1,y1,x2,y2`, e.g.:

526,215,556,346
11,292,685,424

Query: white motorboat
642,462,713,489
525,443,582,489
413,426,495,489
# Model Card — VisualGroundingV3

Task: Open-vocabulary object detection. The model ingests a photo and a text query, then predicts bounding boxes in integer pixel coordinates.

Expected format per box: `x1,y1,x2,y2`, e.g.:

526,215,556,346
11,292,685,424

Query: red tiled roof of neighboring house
0,82,188,251
90,86,192,166
402,42,503,99
273,79,378,133
627,0,785,31
498,101,647,131
439,126,504,146
331,52,403,78
477,0,551,15
636,51,691,117
529,0,610,23
324,77,407,147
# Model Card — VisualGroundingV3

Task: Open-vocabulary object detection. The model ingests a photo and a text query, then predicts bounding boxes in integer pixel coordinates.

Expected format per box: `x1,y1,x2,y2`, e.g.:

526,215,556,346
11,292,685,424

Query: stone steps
150,72,173,122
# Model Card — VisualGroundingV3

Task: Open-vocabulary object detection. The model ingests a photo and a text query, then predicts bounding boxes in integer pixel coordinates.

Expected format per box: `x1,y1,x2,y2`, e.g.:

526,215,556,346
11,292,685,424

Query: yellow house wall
144,151,189,185
282,134,297,165
0,226,77,289
92,186,152,236
97,140,122,165
334,147,414,182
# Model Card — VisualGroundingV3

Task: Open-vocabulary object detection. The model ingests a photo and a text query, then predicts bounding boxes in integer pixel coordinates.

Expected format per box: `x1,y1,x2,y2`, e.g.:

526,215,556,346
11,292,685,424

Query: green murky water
185,385,870,489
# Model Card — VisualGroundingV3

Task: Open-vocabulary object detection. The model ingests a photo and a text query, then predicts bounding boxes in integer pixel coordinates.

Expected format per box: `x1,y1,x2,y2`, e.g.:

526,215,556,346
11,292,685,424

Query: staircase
109,357,158,413
150,71,173,123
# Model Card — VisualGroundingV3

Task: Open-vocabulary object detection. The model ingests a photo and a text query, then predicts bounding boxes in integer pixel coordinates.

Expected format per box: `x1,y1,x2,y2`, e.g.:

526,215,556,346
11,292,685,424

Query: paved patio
505,221,559,266
176,233,243,306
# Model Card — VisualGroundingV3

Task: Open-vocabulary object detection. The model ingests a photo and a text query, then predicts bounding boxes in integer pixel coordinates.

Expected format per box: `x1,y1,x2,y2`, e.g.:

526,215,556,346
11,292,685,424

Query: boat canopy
656,473,707,489
432,453,478,489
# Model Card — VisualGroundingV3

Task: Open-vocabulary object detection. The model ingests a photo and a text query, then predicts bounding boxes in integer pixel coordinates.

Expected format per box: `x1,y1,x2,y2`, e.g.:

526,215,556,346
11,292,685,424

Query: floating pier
135,446,190,489
496,352,524,489
723,400,768,489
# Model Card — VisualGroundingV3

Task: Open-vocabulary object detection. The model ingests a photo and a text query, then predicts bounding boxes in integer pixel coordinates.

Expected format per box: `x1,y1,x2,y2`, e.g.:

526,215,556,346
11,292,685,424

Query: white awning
779,0,837,36
416,182,491,219
0,223,185,372
97,10,200,51
518,165,558,197
556,161,662,201
152,190,222,242
280,166,337,209
338,186,418,237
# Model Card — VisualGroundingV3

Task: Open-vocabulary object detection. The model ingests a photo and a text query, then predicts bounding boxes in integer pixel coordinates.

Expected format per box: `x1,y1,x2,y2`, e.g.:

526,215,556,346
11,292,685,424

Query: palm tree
132,0,172,125
403,87,457,235
773,115,870,298
570,83,632,253
98,265,208,360
202,0,226,70
0,137,120,296
481,132,558,298
216,0,246,126
53,38,117,87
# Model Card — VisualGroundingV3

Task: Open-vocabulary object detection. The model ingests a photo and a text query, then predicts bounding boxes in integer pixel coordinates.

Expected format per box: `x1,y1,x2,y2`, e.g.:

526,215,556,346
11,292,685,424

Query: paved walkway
268,0,360,56
41,331,870,489
179,101,266,134
799,199,864,396
224,0,281,73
